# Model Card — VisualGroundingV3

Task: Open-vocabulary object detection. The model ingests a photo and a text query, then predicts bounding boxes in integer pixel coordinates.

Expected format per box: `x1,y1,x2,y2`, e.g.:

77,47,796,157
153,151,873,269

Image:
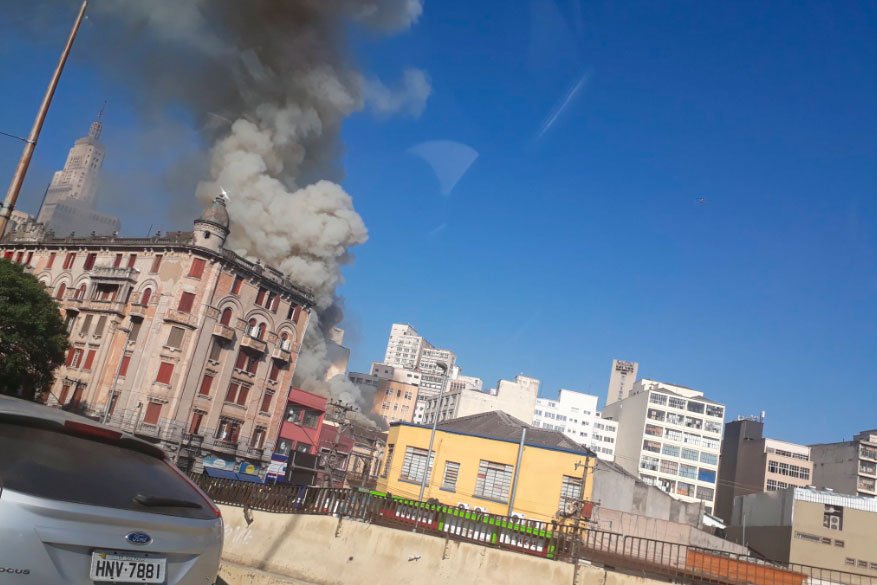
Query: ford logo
125,532,152,546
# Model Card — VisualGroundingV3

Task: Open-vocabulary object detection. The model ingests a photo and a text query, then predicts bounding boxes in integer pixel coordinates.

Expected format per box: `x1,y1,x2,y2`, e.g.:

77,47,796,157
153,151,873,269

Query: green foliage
0,259,69,398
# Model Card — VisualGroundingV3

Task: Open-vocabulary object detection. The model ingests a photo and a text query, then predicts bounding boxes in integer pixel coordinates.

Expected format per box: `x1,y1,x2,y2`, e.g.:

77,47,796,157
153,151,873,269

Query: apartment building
811,430,877,498
602,379,725,514
378,411,596,522
355,363,421,424
729,487,877,576
1,195,313,476
532,389,618,460
421,374,539,426
715,416,813,522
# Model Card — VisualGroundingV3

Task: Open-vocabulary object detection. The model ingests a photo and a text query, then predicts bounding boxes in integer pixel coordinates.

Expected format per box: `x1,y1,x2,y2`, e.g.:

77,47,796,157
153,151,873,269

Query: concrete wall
218,505,671,585
810,442,858,495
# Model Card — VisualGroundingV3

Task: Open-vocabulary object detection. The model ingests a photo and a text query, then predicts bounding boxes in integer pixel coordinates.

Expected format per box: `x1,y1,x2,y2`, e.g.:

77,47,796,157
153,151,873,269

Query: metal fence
191,475,877,585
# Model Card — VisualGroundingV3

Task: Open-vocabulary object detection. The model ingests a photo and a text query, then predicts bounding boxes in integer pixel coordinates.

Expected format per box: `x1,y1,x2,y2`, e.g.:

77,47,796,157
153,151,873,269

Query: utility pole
418,362,448,502
507,426,527,517
0,0,88,236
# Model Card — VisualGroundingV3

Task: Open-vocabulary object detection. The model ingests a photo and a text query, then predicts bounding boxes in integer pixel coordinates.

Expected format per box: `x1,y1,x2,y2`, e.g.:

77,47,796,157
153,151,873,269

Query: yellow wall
376,424,594,523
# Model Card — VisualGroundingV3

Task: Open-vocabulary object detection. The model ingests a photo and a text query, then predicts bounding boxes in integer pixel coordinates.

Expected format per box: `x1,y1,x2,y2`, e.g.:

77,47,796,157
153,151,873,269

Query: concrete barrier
218,505,670,585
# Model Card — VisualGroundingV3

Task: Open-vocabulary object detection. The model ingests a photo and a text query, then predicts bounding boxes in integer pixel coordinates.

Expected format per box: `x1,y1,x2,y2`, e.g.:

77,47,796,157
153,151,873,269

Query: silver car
0,395,222,584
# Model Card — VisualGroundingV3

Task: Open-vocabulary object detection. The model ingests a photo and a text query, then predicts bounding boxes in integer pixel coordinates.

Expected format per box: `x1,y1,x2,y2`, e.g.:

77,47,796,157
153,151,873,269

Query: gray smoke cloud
14,0,428,420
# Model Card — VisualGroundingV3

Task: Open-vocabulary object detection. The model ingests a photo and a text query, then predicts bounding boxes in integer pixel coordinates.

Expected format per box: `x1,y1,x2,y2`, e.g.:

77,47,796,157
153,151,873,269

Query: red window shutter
220,308,232,326
188,258,206,278
2,251,12,260
272,295,280,313
55,283,66,300
84,253,96,270
225,383,239,403
235,350,247,370
177,292,195,313
246,355,258,374
127,254,137,269
65,348,76,366
189,412,203,434
260,393,272,413
15,252,23,264
46,253,56,268
144,402,162,425
231,276,243,294
119,355,131,377
140,288,152,307
59,384,70,404
236,385,250,406
268,361,280,382
150,254,163,273
199,374,214,396
82,350,96,371
113,253,122,268
255,288,266,306
25,252,33,266
156,361,174,384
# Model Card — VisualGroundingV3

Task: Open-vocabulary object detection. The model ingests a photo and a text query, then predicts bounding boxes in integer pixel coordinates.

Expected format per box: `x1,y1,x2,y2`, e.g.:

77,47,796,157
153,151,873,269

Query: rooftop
392,410,594,456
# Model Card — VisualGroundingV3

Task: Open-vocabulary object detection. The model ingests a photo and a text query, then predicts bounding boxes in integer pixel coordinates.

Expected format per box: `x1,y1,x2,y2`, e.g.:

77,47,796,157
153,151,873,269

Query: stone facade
0,197,314,476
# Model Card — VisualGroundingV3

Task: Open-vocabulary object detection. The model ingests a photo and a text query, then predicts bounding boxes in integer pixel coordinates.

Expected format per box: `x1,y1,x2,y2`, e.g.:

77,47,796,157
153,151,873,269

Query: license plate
90,551,166,583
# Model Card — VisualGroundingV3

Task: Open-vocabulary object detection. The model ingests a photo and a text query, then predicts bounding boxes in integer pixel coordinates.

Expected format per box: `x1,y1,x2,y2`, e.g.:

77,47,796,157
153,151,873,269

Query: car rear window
0,422,215,520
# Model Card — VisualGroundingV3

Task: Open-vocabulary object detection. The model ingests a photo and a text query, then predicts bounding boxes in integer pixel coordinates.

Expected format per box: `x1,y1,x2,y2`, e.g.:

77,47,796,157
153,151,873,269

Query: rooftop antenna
97,100,107,121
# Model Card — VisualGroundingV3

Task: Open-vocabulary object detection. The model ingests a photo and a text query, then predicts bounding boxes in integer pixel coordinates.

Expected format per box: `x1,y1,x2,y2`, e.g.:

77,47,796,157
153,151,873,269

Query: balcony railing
271,347,291,362
91,265,139,281
212,323,235,341
240,336,267,353
165,308,198,328
79,299,127,315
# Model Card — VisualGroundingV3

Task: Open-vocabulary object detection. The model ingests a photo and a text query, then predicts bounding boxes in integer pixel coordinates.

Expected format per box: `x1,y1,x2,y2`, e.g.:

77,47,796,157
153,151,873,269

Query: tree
0,259,69,399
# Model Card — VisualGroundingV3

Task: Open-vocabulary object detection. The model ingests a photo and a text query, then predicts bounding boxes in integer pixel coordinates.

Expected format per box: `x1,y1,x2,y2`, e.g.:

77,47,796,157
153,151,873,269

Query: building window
645,424,663,437
252,427,266,449
67,347,83,368
188,257,206,279
559,475,583,513
46,252,56,268
660,460,679,475
82,349,96,371
220,307,233,326
234,350,259,374
662,444,680,457
150,254,163,273
155,361,174,384
679,464,698,480
126,254,137,269
198,374,214,396
119,354,131,377
83,253,96,270
474,460,513,503
231,275,243,294
143,402,162,425
268,361,282,382
129,320,142,343
255,288,267,306
698,468,716,483
400,447,433,484
823,505,844,531
177,291,196,313
260,392,273,413
140,287,152,307
676,481,695,497
63,252,76,269
699,452,718,465
681,448,699,461
697,486,715,501
112,253,122,268
189,412,204,435
225,382,250,406
686,402,705,414
382,445,394,478
685,417,703,430
76,284,86,300
766,479,790,491
55,282,67,300
649,393,668,406
643,440,661,453
647,409,666,422
216,418,242,443
80,314,93,336
767,461,810,480
441,461,460,492
165,326,185,350
208,341,223,362
668,397,686,409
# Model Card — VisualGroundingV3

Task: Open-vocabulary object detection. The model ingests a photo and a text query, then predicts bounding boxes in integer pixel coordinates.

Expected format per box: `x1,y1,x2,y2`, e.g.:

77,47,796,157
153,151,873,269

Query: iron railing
190,475,877,585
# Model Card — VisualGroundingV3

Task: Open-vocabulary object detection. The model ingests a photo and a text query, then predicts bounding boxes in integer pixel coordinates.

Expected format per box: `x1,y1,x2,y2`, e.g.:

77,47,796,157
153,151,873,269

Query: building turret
193,194,230,251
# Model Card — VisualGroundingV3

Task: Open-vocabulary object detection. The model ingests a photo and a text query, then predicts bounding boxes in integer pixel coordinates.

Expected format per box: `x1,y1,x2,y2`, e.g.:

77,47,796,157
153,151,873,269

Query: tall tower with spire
36,105,120,236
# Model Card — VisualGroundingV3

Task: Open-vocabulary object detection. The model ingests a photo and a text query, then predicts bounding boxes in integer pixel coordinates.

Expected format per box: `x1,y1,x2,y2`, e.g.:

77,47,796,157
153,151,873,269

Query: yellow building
377,411,595,523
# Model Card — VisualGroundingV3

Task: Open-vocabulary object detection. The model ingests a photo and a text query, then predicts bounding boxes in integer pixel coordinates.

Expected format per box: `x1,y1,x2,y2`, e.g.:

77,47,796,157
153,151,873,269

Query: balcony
80,299,126,316
91,265,139,282
859,462,877,477
212,323,235,342
271,346,291,362
164,308,198,328
860,446,877,462
240,336,267,354
857,478,876,494
129,304,147,320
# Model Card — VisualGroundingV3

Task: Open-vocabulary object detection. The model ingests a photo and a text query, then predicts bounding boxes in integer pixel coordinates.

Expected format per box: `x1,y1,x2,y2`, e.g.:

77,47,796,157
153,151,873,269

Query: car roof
0,395,164,456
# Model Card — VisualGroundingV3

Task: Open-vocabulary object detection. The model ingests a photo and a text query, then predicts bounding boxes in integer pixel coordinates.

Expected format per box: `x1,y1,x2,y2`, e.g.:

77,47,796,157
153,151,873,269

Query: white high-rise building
36,112,120,237
422,374,539,426
533,389,618,460
602,378,726,515
605,359,638,406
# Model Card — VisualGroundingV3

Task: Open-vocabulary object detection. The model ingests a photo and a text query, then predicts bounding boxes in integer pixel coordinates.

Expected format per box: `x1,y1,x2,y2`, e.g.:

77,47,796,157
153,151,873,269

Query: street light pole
0,0,88,236
418,362,448,502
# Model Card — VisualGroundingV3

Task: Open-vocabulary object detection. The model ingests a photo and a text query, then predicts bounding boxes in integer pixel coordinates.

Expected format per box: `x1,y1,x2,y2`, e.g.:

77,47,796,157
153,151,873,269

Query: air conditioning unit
457,503,470,510
473,506,487,514
510,512,526,520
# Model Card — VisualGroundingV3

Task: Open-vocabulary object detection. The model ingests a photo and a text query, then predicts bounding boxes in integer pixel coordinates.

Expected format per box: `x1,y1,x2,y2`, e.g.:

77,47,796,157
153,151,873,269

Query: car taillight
166,461,222,518
64,420,123,441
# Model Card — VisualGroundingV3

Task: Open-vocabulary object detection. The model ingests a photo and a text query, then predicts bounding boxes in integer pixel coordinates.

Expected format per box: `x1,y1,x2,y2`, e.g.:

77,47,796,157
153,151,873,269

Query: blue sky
1,1,875,444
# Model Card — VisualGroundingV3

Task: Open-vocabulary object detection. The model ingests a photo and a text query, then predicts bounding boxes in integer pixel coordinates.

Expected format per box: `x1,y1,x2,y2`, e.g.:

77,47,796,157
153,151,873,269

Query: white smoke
17,0,428,419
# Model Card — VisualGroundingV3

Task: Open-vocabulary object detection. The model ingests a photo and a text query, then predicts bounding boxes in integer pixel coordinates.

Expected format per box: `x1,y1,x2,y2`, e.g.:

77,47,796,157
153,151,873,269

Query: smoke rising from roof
16,0,428,420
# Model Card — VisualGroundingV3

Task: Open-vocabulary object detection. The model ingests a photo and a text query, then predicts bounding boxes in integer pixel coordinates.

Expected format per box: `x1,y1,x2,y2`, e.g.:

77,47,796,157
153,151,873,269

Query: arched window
248,318,257,337
55,283,67,300
140,288,152,307
280,332,291,351
76,284,86,300
220,307,233,326
256,322,266,340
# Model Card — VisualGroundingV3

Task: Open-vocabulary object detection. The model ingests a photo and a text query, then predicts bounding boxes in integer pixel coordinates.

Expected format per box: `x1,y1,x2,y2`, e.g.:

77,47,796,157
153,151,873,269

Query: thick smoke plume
15,0,429,420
